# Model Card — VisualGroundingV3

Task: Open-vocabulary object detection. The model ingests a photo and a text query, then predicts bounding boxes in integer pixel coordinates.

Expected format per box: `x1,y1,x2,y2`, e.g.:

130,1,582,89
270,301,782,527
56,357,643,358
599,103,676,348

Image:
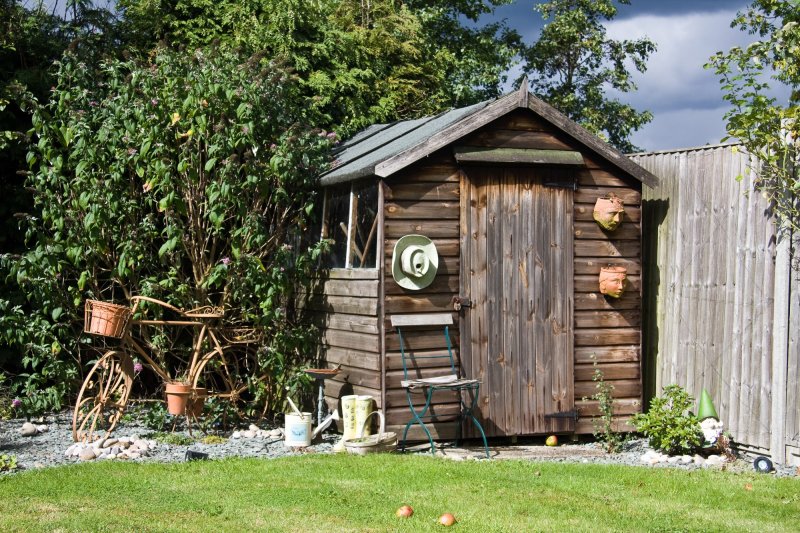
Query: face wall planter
593,194,625,231
599,266,627,298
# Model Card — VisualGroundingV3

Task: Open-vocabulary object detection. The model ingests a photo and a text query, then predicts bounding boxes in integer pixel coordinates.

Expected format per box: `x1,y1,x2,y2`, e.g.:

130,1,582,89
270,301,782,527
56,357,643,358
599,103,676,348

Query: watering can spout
312,410,340,439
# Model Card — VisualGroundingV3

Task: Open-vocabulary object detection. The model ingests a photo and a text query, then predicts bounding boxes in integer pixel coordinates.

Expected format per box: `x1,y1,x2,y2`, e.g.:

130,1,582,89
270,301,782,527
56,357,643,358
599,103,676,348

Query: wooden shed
306,82,659,441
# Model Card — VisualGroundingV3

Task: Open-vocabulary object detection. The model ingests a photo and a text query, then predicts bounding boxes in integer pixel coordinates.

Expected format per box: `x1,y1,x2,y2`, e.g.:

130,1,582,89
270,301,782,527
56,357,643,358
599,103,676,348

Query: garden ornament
598,266,627,298
696,389,719,421
391,234,439,290
593,193,625,231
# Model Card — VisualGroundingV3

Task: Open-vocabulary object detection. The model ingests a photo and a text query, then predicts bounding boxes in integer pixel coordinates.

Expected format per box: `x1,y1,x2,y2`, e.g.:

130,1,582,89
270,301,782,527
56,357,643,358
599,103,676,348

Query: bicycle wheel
72,350,134,442
197,343,269,419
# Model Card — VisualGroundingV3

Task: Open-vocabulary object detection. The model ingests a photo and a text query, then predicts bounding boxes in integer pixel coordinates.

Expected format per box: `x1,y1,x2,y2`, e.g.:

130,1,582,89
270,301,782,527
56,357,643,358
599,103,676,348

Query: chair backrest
390,314,457,380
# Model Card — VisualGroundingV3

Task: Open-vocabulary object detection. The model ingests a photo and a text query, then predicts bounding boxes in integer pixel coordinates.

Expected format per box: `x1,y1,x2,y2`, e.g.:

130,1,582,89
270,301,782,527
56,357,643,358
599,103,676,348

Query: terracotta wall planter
593,193,625,231
599,266,627,298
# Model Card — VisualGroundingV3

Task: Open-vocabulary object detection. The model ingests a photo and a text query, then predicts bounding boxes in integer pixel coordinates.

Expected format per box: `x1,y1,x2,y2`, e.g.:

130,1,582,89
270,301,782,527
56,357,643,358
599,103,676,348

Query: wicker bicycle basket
84,300,131,338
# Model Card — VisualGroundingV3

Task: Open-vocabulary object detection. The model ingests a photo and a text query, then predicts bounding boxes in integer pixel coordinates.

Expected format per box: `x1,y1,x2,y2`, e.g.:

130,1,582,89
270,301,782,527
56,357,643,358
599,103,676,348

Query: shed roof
320,81,659,188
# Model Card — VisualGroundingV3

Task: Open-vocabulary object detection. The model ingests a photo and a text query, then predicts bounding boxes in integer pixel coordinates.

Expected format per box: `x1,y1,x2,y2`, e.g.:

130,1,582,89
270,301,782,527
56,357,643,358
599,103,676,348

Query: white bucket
355,395,374,437
341,395,358,440
284,412,312,447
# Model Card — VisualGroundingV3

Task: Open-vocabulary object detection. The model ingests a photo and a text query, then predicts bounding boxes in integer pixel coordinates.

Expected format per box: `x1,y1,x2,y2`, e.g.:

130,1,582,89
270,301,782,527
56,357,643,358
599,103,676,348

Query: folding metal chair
391,313,490,459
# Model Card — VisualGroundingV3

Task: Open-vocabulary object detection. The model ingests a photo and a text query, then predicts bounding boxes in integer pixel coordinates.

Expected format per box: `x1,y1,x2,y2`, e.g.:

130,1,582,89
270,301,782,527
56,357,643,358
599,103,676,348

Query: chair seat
401,374,480,389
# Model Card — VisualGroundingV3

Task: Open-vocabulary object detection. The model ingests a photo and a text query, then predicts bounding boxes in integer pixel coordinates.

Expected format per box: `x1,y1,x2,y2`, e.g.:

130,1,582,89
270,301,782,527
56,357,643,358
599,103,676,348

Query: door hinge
543,179,577,190
544,410,578,421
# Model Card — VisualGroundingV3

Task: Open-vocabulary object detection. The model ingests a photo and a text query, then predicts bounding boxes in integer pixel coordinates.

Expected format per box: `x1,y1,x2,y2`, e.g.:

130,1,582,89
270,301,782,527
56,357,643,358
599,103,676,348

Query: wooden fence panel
631,144,797,462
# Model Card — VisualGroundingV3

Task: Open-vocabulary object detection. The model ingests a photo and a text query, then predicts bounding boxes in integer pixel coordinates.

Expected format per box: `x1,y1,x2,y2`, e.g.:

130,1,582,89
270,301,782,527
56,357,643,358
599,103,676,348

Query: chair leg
401,389,437,456
462,385,490,459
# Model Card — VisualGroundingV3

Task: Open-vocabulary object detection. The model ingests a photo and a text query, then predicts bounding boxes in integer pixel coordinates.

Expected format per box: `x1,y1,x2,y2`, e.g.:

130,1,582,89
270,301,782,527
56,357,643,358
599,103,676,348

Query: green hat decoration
697,388,719,421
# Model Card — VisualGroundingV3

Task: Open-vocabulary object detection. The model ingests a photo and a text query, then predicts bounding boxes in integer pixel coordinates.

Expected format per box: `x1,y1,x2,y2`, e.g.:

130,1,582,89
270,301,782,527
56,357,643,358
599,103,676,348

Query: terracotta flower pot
165,382,192,415
599,266,627,298
593,194,625,231
187,387,207,417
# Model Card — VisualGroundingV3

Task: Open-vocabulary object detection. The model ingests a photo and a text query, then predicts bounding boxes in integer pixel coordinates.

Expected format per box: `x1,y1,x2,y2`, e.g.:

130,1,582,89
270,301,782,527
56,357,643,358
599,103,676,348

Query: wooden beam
453,147,585,165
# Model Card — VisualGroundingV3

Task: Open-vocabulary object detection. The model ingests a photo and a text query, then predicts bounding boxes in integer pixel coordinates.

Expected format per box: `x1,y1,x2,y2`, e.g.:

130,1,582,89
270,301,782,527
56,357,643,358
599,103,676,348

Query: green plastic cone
697,389,719,421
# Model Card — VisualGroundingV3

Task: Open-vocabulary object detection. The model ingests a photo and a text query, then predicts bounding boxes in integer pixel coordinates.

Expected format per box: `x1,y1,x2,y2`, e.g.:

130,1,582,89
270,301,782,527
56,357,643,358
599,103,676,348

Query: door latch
452,296,473,311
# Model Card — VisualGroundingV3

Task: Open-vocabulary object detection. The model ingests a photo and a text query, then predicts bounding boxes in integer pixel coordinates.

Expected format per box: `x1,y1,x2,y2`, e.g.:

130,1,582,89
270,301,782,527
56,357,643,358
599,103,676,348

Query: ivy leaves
706,0,800,233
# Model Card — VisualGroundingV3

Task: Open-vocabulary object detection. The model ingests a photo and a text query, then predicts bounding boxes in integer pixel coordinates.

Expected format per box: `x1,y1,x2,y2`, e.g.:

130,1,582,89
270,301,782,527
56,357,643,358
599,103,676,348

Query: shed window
322,182,378,268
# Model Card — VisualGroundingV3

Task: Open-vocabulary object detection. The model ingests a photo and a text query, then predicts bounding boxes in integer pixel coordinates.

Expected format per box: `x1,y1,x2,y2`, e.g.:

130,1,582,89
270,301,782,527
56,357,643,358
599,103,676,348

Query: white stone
243,430,255,438
667,456,681,464
127,452,141,460
133,439,149,451
103,438,118,448
269,429,283,438
20,422,38,436
79,448,97,461
679,455,693,464
693,454,706,466
35,424,48,433
232,431,242,439
705,455,723,467
248,424,260,432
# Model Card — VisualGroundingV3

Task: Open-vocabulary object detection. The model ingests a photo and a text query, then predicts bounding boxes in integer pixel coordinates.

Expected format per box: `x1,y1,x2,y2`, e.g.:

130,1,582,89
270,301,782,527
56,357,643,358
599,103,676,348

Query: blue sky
488,0,769,151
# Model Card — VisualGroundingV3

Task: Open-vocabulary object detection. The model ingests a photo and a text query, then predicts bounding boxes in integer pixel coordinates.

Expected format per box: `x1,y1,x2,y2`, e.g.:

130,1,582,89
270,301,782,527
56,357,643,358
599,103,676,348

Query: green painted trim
453,147,585,165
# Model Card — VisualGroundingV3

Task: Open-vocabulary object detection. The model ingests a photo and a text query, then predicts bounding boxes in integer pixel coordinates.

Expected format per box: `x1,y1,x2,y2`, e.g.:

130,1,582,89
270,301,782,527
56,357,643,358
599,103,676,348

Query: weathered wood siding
461,110,643,434
461,166,575,437
304,269,383,415
631,145,799,464
383,160,463,440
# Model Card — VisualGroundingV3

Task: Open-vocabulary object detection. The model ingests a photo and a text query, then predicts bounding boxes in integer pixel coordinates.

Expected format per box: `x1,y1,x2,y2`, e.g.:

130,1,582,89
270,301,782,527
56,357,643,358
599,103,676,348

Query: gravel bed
2,412,797,478
1,411,337,472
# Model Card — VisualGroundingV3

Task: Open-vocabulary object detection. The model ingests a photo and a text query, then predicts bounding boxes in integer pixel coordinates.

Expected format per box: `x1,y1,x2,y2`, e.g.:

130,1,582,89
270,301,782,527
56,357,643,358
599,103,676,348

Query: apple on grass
396,505,413,518
438,513,456,526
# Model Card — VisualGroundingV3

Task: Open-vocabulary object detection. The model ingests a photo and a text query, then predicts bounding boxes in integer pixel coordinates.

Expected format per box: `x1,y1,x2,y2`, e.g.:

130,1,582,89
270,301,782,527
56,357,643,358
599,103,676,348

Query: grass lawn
0,454,797,532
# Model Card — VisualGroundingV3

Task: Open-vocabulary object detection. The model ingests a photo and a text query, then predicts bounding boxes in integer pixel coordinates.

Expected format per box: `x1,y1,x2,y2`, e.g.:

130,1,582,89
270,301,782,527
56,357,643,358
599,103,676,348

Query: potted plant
164,382,193,415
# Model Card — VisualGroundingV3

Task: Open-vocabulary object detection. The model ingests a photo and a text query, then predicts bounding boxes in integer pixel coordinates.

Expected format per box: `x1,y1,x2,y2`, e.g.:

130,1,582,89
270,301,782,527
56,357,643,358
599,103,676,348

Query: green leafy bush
587,366,626,453
632,385,703,455
0,454,18,472
0,46,333,414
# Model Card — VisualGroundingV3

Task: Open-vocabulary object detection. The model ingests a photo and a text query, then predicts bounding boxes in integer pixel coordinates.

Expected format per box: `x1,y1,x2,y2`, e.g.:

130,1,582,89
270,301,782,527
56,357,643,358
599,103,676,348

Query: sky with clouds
488,0,780,151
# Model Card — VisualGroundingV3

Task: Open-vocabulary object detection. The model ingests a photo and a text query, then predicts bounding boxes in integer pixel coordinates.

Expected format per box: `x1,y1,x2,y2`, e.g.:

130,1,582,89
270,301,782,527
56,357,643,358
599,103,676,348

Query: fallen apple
396,505,414,518
545,435,558,447
438,513,456,527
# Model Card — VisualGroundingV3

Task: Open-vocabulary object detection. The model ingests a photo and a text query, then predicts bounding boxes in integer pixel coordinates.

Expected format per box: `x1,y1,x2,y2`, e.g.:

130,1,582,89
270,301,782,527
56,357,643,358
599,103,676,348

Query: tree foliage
118,0,520,135
0,47,333,413
521,0,655,152
707,0,800,233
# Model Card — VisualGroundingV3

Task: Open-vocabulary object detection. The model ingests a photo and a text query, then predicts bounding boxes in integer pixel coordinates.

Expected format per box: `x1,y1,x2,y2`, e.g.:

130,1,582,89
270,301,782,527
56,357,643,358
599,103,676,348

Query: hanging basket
344,410,397,455
599,266,628,298
84,300,131,338
593,193,625,231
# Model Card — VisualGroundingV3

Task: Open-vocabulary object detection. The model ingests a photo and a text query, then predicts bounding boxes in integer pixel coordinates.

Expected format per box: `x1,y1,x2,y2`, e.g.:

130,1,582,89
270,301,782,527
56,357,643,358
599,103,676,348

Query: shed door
460,166,574,437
